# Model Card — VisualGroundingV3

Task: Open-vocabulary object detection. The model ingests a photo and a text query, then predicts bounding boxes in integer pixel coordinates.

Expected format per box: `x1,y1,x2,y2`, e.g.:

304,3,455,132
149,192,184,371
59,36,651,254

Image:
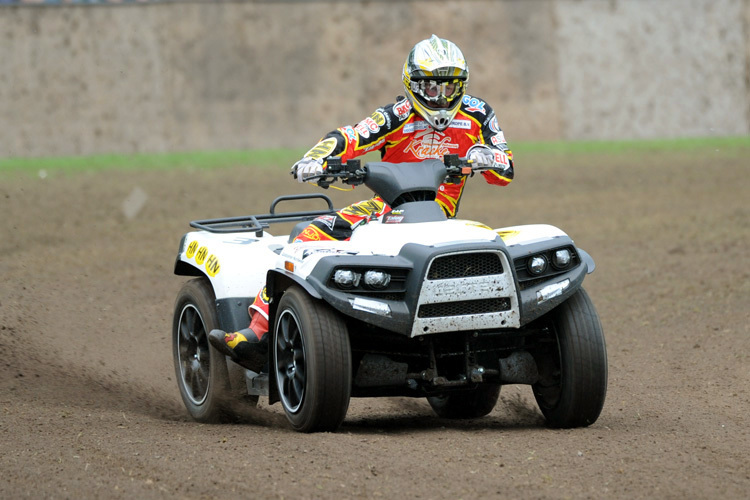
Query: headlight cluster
525,247,575,276
333,268,392,290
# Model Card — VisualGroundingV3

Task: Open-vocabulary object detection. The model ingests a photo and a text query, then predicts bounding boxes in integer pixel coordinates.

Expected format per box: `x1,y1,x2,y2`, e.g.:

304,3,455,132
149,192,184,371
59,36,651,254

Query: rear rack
189,193,336,236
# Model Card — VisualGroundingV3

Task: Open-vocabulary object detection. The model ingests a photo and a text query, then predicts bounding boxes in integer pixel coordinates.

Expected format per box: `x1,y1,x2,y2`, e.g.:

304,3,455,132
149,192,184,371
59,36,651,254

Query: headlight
333,269,361,288
552,249,571,269
364,270,391,289
527,255,547,275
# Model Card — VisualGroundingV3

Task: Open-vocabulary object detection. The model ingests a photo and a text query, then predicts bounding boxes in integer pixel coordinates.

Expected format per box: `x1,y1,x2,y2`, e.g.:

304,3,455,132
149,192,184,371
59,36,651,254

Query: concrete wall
556,0,749,140
1,0,748,158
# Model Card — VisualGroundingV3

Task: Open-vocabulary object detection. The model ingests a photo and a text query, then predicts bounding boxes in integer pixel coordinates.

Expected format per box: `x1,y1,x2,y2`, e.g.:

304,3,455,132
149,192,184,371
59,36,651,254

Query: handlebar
300,154,474,189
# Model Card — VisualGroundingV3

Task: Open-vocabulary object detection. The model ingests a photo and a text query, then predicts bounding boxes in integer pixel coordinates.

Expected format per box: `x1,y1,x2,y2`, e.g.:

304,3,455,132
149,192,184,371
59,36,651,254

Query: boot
208,327,268,373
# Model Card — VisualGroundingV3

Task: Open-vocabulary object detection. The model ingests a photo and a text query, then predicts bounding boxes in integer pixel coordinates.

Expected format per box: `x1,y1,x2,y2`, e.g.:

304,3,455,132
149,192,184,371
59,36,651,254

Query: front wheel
427,384,501,419
532,288,607,428
273,286,352,432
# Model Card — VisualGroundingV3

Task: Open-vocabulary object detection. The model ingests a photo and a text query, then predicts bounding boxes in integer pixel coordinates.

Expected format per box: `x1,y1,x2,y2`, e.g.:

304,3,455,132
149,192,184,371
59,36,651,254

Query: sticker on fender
185,240,221,276
496,230,521,242
186,240,199,259
205,254,221,277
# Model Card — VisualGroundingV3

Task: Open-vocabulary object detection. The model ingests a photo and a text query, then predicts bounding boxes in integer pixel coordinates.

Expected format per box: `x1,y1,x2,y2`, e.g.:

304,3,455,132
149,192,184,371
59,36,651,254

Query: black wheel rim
177,304,211,405
275,309,307,413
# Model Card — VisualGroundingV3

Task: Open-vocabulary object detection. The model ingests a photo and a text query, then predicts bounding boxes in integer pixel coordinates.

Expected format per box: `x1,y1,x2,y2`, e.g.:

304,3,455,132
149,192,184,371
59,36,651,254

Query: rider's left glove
292,157,324,183
467,144,511,173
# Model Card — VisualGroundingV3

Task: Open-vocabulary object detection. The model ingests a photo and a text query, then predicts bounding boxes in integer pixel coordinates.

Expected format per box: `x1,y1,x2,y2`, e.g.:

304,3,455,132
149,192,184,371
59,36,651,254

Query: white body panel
178,231,284,300
273,219,506,281
494,224,568,246
178,220,570,334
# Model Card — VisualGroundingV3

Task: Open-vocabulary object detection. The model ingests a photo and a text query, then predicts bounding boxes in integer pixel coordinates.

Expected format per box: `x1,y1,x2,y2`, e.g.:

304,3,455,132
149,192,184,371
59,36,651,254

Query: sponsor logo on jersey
450,119,471,130
494,150,510,167
490,131,506,145
404,120,430,134
462,95,487,114
306,137,338,159
364,139,386,152
357,116,381,134
316,215,337,231
488,115,501,134
394,99,412,120
371,111,386,127
341,198,386,217
377,107,392,128
297,226,321,241
403,129,459,159
341,126,357,141
354,122,370,138
404,119,470,134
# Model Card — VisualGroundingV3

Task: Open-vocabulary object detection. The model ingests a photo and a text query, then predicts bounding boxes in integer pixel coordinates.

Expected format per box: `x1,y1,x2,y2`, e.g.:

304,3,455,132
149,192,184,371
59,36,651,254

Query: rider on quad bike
208,35,515,372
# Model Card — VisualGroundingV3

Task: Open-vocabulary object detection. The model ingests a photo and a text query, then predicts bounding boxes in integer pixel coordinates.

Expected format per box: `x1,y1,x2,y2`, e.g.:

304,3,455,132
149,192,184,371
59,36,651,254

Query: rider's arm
299,99,406,167
475,102,514,187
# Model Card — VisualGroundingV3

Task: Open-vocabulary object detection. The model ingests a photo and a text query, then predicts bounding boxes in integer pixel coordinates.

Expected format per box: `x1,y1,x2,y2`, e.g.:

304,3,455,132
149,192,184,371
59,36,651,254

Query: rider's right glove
292,157,324,183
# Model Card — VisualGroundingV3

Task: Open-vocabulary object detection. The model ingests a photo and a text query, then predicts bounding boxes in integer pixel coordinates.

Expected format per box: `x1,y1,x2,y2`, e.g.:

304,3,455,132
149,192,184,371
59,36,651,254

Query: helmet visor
411,79,464,109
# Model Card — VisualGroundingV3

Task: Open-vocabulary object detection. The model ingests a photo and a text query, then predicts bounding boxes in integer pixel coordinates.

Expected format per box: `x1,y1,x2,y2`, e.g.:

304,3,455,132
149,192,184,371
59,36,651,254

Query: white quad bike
172,155,607,432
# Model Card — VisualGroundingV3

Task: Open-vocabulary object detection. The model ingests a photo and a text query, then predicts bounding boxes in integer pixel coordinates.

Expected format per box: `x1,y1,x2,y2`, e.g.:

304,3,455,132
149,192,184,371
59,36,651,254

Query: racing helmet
402,35,469,131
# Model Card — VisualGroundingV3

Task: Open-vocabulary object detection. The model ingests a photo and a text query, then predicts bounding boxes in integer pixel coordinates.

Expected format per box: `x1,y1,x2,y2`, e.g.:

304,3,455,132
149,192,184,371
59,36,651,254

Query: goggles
411,79,464,103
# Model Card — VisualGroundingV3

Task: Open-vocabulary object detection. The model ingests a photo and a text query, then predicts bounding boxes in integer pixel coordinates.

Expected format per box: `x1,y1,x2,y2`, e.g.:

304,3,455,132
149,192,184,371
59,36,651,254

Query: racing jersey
302,94,514,217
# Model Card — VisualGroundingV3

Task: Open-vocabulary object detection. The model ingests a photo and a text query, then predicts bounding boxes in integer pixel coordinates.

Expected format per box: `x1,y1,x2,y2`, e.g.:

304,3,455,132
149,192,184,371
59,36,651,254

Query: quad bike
172,155,607,432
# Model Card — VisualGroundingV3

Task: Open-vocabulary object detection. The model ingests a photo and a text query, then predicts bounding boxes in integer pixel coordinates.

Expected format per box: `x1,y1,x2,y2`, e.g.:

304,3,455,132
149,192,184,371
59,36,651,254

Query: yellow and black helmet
402,35,469,131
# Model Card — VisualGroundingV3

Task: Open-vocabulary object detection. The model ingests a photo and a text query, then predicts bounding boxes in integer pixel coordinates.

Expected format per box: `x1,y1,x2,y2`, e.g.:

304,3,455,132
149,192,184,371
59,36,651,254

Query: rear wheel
172,278,255,423
428,384,501,419
532,288,607,428
273,286,351,432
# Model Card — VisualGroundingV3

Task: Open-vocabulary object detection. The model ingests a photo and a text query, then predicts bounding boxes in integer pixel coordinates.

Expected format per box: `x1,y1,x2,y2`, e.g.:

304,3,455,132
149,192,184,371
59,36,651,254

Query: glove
467,145,496,171
292,157,324,183
467,145,511,172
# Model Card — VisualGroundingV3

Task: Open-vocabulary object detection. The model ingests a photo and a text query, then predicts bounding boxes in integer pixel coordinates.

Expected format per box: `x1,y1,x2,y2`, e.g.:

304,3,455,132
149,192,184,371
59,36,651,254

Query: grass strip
1,137,748,175
0,149,307,175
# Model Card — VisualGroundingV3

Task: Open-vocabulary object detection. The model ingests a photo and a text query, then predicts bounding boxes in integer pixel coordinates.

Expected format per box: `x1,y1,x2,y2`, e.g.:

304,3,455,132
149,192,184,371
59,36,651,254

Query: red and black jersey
304,94,514,217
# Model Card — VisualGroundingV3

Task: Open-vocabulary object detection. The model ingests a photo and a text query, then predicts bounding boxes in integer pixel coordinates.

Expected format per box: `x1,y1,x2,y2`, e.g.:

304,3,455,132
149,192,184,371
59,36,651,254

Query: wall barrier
2,0,748,157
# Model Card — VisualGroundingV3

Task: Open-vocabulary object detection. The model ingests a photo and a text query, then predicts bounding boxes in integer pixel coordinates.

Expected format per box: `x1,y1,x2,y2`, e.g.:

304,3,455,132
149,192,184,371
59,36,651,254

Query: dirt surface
1,148,749,499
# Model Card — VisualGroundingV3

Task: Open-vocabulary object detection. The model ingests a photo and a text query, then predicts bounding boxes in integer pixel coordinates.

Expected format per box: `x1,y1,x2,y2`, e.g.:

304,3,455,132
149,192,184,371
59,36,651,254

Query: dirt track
1,148,749,499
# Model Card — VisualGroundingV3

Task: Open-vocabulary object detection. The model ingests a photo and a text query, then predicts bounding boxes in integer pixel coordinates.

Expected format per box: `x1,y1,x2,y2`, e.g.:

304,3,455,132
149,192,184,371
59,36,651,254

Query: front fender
174,234,205,277
517,262,588,325
266,269,322,304
578,248,596,274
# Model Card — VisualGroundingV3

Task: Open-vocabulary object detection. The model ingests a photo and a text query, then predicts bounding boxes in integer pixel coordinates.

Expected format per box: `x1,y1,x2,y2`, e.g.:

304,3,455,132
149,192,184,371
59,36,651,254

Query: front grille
417,298,511,318
427,253,503,280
